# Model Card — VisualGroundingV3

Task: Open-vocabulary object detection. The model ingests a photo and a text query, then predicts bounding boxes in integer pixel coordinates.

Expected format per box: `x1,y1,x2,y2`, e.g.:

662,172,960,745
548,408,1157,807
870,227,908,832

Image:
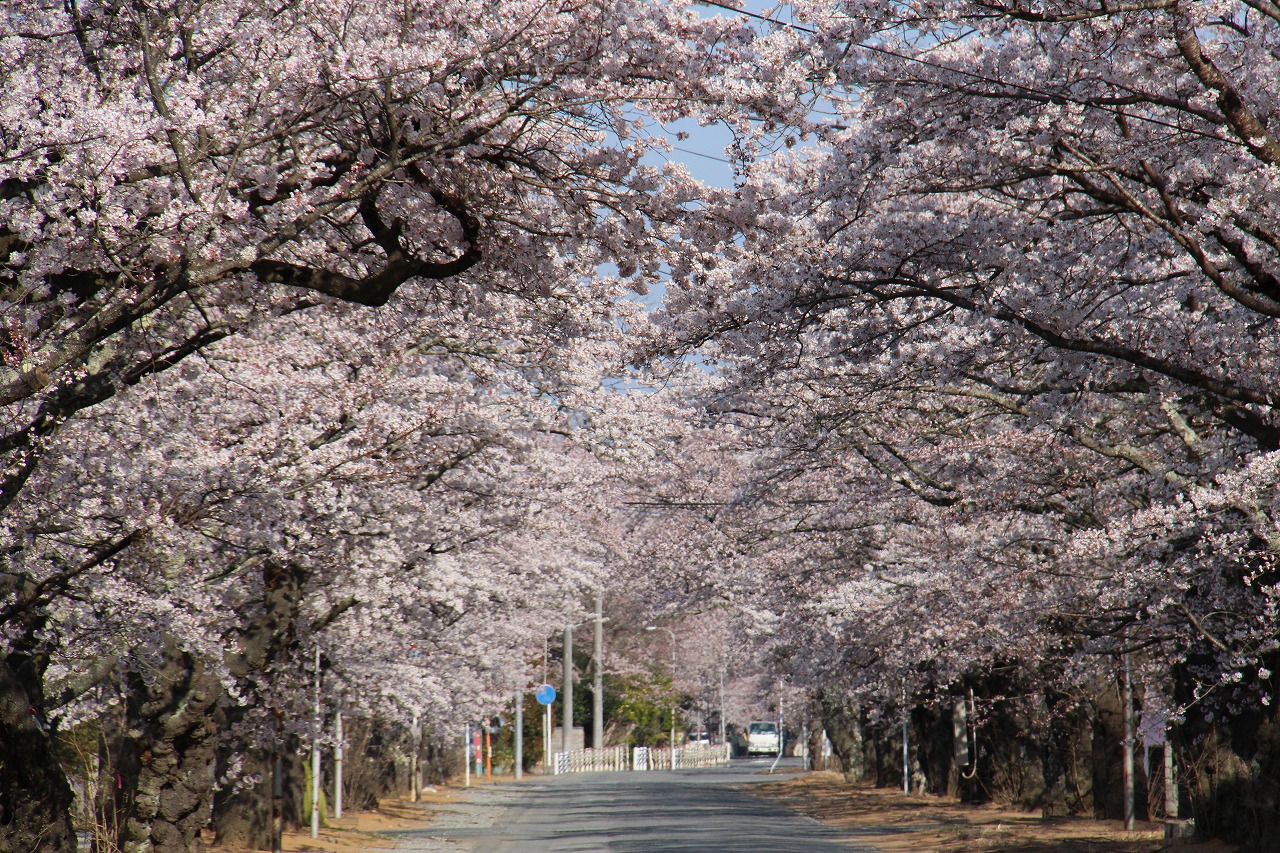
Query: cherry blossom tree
21,291,648,848
644,0,1280,837
0,0,810,847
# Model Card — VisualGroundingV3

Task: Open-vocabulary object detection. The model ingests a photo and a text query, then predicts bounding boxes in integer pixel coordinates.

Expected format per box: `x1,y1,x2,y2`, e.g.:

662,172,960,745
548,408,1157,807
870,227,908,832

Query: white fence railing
552,745,630,774
680,743,733,768
553,743,730,775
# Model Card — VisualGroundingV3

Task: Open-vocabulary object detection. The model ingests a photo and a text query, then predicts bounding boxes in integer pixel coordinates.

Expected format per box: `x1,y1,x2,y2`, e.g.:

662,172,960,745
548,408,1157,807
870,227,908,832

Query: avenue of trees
1,0,1276,850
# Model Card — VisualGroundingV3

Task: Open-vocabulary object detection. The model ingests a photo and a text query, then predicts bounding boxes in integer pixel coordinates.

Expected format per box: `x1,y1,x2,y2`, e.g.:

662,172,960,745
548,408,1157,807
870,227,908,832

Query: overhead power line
693,0,1236,147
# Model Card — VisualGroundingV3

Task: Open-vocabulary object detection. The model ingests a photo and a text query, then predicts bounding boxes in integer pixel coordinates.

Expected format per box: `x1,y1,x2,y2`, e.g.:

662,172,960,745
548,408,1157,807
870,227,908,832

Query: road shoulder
755,771,1237,853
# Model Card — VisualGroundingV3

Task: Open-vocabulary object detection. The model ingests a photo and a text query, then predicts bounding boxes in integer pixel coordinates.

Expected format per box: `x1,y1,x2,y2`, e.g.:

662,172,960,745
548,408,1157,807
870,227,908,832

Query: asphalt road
385,757,884,853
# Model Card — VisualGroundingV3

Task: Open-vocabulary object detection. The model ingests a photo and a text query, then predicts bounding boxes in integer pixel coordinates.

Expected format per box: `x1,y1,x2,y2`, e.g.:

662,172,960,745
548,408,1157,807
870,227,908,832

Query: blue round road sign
535,684,556,705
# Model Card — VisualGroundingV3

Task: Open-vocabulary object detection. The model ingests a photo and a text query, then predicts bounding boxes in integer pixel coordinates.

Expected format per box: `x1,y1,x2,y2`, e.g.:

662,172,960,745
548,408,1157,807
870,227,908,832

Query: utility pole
515,690,524,780
593,595,604,750
334,699,343,819
718,663,726,746
411,710,422,799
769,685,785,773
1122,653,1135,831
311,644,321,839
563,624,574,755
902,682,910,795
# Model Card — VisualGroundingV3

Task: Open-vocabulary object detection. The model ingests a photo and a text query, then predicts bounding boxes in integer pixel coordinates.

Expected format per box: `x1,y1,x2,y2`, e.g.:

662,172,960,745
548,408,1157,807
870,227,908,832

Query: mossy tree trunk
818,691,865,782
111,639,220,853
0,648,76,853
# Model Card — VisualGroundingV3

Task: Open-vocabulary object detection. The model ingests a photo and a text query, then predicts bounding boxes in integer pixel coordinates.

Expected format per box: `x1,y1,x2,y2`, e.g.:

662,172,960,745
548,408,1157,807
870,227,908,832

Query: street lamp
645,625,677,768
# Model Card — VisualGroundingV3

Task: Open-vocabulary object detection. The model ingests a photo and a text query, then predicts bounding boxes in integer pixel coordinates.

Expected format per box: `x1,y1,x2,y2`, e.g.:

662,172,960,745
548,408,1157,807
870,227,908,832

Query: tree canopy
1,0,1277,848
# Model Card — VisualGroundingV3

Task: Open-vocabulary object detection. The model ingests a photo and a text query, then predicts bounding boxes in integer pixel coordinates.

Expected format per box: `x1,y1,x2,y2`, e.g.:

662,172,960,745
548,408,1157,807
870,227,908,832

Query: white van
747,720,780,755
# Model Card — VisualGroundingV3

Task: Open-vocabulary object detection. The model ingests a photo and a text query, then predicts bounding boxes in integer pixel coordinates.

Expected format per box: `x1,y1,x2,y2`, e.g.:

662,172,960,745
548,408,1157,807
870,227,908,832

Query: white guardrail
553,743,730,775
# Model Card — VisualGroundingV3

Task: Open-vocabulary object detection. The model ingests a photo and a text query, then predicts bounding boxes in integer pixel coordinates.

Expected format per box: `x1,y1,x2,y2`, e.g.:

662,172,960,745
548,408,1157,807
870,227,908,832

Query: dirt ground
209,790,455,853
214,772,1242,853
278,797,431,853
756,772,1239,853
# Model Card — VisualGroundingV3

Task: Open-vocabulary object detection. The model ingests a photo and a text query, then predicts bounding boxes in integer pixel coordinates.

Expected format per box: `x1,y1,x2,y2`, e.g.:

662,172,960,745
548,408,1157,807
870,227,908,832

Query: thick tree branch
1172,9,1280,167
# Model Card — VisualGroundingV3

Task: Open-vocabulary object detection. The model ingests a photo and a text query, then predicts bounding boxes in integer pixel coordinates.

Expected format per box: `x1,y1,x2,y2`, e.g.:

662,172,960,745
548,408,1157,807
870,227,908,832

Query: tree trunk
0,615,77,853
1040,688,1071,818
113,639,219,853
808,724,826,771
212,558,309,847
1090,674,1147,821
818,691,865,782
212,725,309,849
1091,681,1119,819
211,717,273,851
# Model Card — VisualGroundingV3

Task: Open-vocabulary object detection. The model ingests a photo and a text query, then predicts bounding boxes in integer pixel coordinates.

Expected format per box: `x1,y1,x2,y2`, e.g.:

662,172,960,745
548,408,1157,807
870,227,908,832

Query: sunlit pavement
385,757,885,852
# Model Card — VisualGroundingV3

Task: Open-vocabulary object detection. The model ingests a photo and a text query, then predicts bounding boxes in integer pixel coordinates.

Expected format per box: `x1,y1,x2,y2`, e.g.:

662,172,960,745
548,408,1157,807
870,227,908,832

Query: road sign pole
534,683,557,773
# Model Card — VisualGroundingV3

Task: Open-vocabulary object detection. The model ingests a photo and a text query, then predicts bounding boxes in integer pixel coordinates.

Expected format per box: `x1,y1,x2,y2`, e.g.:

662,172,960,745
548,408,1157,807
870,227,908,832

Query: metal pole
669,633,677,769
515,690,524,780
718,665,726,746
311,644,321,839
779,690,785,757
670,688,676,769
334,702,343,820
593,595,604,750
563,625,574,755
769,686,784,773
411,710,422,800
902,682,910,795
464,722,470,787
543,634,551,773
544,702,552,773
1122,653,1135,830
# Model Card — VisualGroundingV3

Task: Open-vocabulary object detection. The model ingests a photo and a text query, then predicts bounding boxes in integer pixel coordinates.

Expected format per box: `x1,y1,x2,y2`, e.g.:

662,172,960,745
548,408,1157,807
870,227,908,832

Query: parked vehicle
746,720,780,755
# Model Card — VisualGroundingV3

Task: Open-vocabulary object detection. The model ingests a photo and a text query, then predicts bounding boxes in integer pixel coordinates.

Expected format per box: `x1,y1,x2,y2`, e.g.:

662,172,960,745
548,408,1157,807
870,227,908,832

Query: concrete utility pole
563,624,574,755
411,710,422,799
593,595,604,750
718,665,726,746
334,701,343,819
515,690,524,780
769,685,785,773
311,644,321,839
